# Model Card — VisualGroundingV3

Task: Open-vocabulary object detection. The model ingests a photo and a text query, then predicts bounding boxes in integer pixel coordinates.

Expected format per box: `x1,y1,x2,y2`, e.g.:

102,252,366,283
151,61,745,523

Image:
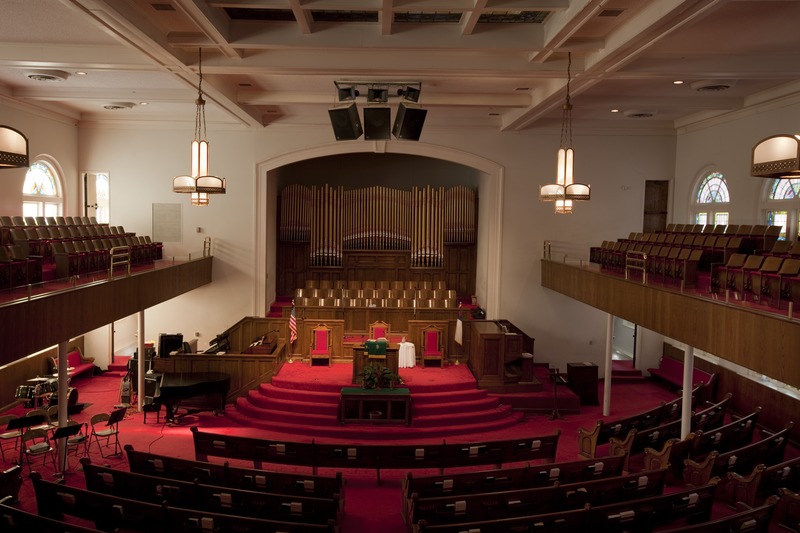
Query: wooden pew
402,454,626,518
776,488,800,532
657,496,778,533
0,498,101,533
611,393,732,462
0,465,22,504
30,472,337,533
408,468,668,526
192,427,561,482
81,458,341,526
577,387,701,459
690,407,761,458
683,422,794,487
726,454,800,508
125,444,345,504
414,505,591,533
414,479,719,533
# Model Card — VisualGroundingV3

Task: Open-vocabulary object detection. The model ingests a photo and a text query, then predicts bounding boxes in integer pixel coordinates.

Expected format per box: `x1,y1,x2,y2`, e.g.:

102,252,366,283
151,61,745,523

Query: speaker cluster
329,81,427,141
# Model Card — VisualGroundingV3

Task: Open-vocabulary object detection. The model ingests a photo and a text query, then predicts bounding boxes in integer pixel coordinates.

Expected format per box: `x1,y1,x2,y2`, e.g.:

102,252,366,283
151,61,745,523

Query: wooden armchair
309,324,332,366
421,325,444,367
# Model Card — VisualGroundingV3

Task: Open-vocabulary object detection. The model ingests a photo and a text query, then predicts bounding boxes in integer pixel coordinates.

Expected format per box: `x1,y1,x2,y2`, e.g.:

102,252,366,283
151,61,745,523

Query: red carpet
3,365,792,532
228,363,526,440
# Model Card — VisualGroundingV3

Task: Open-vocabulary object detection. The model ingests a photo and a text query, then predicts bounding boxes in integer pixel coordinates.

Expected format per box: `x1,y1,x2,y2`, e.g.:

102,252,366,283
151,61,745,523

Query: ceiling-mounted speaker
392,103,427,141
364,107,391,140
328,103,363,140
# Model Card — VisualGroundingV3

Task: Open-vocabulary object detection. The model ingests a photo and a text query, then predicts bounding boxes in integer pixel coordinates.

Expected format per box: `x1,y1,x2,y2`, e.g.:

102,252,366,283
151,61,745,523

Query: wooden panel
541,260,800,390
2,257,212,365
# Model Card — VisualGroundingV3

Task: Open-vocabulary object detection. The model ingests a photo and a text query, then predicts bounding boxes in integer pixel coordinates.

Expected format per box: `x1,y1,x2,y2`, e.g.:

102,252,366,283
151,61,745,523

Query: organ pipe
279,184,476,265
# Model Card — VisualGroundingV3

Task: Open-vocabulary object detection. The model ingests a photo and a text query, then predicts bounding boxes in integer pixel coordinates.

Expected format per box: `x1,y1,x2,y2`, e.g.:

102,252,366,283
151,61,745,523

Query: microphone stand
549,367,564,420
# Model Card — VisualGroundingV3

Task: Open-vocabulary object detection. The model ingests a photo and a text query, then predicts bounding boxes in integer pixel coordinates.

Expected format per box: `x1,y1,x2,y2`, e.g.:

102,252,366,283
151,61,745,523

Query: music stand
52,422,84,477
105,406,126,457
6,415,46,465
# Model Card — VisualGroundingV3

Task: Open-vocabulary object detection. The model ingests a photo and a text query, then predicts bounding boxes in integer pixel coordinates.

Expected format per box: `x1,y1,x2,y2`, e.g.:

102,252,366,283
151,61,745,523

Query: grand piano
150,371,231,423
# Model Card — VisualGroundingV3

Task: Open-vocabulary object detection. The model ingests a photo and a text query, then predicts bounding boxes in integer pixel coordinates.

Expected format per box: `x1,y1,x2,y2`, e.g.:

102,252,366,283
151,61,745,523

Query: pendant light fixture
0,125,29,169
173,48,226,205
539,52,591,214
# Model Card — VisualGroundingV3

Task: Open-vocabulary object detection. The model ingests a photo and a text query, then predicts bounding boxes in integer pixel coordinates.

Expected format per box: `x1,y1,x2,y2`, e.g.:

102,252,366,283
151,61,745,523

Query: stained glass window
23,161,58,196
696,172,729,203
769,178,800,200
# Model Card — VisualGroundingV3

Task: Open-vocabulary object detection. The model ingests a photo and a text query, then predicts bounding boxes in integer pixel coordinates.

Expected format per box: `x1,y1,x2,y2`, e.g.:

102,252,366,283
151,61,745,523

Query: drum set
14,376,74,408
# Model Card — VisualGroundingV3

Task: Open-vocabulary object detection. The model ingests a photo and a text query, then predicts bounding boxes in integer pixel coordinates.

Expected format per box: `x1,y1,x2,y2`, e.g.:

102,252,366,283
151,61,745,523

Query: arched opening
255,142,504,318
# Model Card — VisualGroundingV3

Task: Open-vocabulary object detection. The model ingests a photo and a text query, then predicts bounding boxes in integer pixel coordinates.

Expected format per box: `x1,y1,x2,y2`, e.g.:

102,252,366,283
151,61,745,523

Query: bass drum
49,386,78,407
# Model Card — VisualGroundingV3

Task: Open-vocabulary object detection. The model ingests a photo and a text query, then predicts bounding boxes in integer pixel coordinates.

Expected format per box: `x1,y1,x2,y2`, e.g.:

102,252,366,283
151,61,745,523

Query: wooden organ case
276,184,478,297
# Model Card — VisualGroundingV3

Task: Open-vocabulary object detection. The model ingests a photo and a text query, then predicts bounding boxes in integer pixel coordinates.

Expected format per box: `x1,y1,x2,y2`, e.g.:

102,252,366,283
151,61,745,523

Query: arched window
763,178,800,240
693,171,729,228
22,159,63,218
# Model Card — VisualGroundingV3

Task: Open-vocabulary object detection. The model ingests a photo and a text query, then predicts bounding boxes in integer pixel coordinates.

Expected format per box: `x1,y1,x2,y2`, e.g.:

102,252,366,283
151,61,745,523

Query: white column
603,313,613,416
56,340,69,474
138,311,146,411
681,345,694,439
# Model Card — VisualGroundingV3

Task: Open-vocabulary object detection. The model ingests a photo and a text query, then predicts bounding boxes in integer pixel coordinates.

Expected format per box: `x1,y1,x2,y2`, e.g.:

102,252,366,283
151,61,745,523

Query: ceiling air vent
103,102,135,110
151,3,175,11
599,9,625,17
27,70,70,82
690,80,736,92
623,109,657,119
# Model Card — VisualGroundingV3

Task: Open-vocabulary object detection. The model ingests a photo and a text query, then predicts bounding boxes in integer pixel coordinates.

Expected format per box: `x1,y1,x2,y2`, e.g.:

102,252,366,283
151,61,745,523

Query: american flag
289,302,297,345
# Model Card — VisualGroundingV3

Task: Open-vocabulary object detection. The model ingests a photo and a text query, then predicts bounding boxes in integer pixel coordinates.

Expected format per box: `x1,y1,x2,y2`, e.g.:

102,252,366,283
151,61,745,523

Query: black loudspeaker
328,104,363,140
364,107,391,140
392,103,427,140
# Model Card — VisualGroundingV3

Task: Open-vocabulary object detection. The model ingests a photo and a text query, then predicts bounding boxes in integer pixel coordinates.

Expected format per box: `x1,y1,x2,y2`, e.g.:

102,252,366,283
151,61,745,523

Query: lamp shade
196,175,226,194
173,175,197,193
565,183,591,201
751,134,800,178
0,125,29,168
539,184,565,201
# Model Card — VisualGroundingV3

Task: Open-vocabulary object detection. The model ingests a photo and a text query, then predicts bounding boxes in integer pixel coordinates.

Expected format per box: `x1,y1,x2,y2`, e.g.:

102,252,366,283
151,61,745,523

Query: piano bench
142,402,162,424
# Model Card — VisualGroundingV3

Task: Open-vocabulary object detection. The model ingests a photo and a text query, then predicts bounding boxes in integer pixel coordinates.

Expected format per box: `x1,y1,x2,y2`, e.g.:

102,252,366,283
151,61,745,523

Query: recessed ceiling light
76,71,87,76
611,109,619,113
673,80,684,85
139,102,149,106
27,70,70,82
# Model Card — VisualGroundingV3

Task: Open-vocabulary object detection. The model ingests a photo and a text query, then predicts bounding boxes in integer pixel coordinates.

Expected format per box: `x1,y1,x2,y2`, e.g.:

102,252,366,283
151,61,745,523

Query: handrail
625,250,647,284
109,245,131,276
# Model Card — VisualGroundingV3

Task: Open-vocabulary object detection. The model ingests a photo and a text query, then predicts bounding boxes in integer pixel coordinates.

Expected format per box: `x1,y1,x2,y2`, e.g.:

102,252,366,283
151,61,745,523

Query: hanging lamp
539,52,591,213
173,48,226,205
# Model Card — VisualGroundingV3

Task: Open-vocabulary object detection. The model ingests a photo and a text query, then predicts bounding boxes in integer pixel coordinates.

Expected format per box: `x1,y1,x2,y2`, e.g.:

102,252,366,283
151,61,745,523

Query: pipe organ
280,184,477,268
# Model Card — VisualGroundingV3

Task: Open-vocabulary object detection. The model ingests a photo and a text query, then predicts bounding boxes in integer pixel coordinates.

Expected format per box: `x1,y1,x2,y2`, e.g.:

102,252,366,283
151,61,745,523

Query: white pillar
681,345,694,439
138,311,146,411
603,313,613,416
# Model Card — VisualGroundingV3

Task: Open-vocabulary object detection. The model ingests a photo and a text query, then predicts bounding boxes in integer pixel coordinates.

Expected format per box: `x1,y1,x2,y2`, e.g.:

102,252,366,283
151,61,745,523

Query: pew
726,454,800,508
81,458,341,526
577,386,701,459
408,468,668,526
30,472,337,533
776,488,800,532
191,427,561,482
683,422,794,487
414,480,720,533
402,454,627,518
125,444,345,504
657,496,778,533
0,465,22,503
610,393,732,464
0,498,101,533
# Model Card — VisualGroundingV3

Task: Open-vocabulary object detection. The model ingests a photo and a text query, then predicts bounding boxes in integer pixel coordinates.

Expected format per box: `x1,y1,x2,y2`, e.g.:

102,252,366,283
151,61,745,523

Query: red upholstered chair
421,325,444,367
369,320,390,341
309,325,332,366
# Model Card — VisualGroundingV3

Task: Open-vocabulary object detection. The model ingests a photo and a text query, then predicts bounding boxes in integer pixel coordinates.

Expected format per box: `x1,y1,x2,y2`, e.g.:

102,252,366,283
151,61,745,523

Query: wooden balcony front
540,259,800,390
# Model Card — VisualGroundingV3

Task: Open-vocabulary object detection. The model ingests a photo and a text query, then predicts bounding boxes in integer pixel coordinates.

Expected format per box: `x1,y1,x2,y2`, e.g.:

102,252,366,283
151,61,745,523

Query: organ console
468,320,538,393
